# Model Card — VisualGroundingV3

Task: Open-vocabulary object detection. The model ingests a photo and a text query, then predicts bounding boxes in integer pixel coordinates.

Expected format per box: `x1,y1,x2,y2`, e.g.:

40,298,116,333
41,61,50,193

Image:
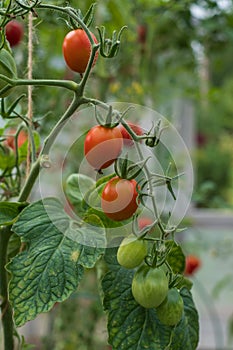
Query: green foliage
0,201,27,225
65,173,95,214
1,0,232,348
166,240,186,274
102,248,199,350
7,197,106,327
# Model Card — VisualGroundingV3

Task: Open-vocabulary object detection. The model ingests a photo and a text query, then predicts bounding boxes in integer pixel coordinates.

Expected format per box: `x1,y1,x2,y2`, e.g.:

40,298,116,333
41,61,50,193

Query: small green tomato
156,288,184,326
117,234,147,269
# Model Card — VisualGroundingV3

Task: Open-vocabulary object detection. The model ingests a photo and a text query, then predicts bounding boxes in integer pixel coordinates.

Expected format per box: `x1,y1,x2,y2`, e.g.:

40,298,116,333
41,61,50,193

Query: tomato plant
0,2,199,350
117,234,147,269
62,28,99,73
132,265,169,308
101,176,139,221
84,125,123,170
156,288,184,326
5,20,24,47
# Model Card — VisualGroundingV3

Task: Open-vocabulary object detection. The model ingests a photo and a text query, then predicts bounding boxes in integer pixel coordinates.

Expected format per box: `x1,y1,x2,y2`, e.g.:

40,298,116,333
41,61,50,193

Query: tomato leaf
0,201,28,226
166,240,186,274
7,233,21,259
83,3,96,27
65,173,95,214
7,197,106,327
102,249,199,350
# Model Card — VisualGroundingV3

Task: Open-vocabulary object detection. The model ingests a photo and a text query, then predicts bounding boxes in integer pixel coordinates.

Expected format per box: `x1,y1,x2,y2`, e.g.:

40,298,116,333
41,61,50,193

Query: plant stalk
0,226,14,350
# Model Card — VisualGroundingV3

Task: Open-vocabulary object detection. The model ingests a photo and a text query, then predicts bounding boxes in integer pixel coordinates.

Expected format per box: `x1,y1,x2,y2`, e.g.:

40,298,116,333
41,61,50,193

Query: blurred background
2,0,233,349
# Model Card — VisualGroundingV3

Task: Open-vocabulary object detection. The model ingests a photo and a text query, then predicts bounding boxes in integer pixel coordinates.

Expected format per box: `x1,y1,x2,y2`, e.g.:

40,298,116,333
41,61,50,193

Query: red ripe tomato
5,20,24,47
119,122,143,147
185,255,201,276
84,125,123,170
62,29,98,73
101,176,139,221
5,129,27,151
137,25,147,44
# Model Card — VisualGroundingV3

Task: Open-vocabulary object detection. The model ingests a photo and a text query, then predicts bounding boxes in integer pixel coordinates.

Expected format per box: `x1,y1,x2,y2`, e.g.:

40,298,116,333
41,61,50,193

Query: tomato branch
0,226,14,350
0,75,79,96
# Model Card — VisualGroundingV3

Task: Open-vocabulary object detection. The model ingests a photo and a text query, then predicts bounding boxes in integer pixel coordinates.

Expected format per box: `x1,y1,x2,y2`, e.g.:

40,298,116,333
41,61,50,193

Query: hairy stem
0,227,14,350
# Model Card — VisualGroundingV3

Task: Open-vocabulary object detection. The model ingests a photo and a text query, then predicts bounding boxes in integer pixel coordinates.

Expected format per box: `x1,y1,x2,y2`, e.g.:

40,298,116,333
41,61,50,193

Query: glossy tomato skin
185,255,201,276
101,176,139,221
119,122,143,147
84,125,123,170
132,265,168,308
156,288,184,326
5,20,24,47
62,29,98,73
117,234,147,269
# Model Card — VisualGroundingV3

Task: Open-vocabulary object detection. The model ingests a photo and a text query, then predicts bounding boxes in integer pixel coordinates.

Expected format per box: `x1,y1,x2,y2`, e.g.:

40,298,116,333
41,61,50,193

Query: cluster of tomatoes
117,234,184,326
84,121,143,221
62,28,192,326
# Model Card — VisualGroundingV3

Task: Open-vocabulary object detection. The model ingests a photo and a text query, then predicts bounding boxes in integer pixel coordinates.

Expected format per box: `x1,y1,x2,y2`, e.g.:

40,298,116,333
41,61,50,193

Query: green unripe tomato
117,235,147,269
0,48,17,97
132,265,168,308
156,288,184,326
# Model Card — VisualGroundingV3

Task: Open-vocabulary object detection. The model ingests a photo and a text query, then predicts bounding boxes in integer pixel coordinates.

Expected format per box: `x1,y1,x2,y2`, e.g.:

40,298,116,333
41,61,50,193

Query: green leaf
7,233,21,259
83,172,116,210
0,201,28,225
166,240,186,274
83,3,96,27
7,197,106,327
65,173,95,214
102,249,199,350
176,276,193,291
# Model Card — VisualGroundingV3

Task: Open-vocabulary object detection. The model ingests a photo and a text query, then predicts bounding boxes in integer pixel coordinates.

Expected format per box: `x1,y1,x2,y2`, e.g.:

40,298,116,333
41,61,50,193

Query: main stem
0,227,14,350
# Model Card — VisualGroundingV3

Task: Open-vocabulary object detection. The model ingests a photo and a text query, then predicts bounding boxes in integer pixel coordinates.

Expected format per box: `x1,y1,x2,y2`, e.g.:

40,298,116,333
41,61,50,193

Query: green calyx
114,154,150,180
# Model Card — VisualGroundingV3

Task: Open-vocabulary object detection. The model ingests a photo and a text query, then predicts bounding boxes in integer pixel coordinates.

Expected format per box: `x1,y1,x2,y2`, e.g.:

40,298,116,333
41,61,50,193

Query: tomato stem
0,75,79,96
0,226,14,350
